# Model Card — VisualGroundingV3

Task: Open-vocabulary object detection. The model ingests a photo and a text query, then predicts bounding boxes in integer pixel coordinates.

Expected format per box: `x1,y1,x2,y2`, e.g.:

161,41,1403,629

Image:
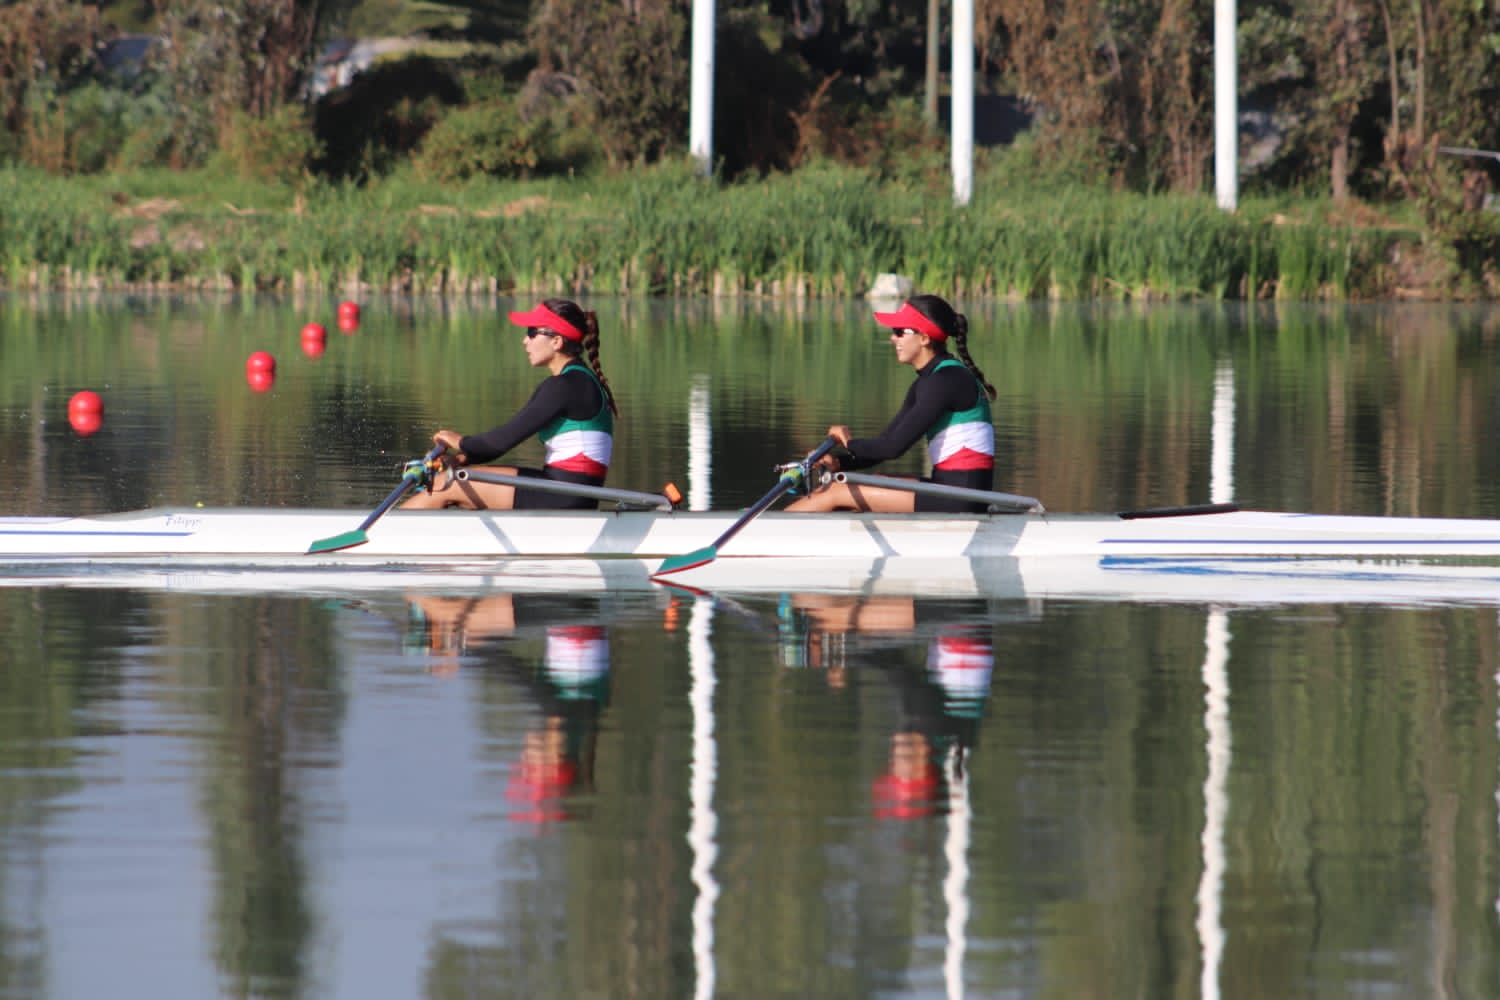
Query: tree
0,0,103,164
155,0,324,165
982,0,1210,191
527,0,686,166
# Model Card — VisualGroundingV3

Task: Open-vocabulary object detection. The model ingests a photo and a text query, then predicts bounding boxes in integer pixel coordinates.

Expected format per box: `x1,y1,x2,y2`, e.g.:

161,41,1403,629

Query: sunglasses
891,328,921,338
525,327,558,340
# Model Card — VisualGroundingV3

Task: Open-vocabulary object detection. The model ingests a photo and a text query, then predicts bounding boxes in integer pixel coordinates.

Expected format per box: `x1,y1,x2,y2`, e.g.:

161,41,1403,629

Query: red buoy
301,322,326,341
69,409,102,436
68,390,103,416
337,301,361,333
246,370,276,393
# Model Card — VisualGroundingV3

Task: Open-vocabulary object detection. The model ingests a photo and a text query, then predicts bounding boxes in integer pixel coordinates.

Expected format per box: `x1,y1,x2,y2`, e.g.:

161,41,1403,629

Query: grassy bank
0,161,1463,301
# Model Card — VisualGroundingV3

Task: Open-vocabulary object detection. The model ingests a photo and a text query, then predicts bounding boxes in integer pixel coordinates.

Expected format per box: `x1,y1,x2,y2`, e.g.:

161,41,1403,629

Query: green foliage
528,0,687,166
312,56,464,180
710,7,810,175
212,107,322,187
983,127,1116,193
47,79,174,173
410,99,549,182
0,0,103,139
154,0,319,168
338,0,528,43
0,162,1434,300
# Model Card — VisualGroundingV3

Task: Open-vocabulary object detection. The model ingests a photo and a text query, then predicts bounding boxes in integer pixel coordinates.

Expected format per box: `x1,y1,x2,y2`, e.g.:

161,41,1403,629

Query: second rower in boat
402,298,619,510
785,293,998,514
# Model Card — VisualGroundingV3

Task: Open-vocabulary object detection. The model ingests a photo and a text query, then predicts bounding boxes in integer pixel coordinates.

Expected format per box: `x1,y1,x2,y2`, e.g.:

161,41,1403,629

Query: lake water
2,295,1500,998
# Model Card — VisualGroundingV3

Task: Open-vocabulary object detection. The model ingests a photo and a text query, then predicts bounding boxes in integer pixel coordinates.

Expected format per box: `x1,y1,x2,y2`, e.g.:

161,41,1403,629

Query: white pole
1210,360,1235,504
1213,0,1238,211
951,0,974,206
1196,608,1231,1000
689,374,712,511
690,0,716,176
688,597,720,1000
1197,358,1234,1000
943,747,971,999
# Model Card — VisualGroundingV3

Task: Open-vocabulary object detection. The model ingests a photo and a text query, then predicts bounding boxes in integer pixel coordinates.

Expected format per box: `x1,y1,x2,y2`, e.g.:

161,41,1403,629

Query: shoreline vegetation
0,161,1491,302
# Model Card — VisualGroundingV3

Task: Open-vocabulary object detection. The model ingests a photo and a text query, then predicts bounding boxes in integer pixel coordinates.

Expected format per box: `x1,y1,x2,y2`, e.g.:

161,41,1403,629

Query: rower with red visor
403,298,619,511
786,293,999,514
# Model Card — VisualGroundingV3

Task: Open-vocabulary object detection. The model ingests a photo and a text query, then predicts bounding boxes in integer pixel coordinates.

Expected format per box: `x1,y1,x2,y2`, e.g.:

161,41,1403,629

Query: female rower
403,298,618,510
785,293,997,513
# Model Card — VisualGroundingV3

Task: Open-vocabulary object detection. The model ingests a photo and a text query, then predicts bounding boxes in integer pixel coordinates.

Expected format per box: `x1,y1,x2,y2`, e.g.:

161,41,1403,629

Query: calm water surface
1,296,1500,998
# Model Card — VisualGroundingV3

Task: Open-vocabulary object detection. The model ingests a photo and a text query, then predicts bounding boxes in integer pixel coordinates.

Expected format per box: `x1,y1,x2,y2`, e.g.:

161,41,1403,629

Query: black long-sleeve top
841,357,984,471
458,365,604,465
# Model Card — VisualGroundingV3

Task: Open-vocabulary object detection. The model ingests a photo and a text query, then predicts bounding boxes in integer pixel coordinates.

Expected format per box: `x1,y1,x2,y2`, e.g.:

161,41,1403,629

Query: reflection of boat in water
9,553,1500,607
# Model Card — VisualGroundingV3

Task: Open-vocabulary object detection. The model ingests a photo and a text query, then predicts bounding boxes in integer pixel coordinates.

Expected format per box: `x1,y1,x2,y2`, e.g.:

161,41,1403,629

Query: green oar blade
306,529,369,554
653,545,718,577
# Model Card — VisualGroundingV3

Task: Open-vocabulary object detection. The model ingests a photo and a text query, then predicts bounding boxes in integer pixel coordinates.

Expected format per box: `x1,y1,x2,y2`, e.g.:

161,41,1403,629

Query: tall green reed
0,164,1430,300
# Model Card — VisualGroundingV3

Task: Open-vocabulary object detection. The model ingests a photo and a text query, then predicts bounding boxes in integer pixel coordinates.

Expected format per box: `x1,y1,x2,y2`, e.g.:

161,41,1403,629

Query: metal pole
690,0,716,176
924,0,940,129
1214,0,1237,210
951,0,974,206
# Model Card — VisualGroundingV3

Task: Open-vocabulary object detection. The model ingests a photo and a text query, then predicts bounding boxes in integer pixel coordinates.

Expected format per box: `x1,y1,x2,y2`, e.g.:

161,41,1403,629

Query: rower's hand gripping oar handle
780,436,840,496
405,443,449,494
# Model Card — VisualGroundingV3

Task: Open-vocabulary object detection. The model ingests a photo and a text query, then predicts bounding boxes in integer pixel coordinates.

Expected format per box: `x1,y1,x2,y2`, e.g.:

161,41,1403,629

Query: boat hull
6,506,1500,566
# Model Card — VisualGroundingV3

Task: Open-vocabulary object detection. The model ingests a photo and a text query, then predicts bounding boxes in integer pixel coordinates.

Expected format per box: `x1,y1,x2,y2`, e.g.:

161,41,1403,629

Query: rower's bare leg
784,481,916,513
400,465,520,510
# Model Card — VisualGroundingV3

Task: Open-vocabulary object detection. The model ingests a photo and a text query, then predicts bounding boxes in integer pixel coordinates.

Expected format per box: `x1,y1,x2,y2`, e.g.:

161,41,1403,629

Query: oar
832,471,1044,512
653,436,838,577
455,468,681,511
307,444,445,554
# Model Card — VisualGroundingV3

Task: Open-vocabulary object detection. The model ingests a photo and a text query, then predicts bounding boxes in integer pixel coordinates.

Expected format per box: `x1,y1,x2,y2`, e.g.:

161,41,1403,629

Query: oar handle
797,436,841,481
403,443,447,490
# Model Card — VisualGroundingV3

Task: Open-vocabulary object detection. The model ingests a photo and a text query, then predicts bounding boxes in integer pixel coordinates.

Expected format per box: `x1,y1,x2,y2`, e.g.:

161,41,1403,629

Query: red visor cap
872,302,946,341
508,304,584,343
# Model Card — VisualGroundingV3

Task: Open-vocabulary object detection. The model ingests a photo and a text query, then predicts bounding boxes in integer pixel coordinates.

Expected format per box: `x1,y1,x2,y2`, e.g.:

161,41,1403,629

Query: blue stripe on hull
0,529,194,538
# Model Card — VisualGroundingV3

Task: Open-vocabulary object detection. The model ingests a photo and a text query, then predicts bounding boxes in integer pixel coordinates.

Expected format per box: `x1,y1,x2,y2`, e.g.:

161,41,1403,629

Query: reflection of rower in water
505,621,610,822
406,593,612,822
776,593,916,688
406,593,520,674
777,594,995,818
873,623,994,819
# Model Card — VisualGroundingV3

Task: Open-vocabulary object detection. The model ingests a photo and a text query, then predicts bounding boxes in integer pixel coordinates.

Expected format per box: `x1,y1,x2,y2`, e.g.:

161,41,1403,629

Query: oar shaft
652,437,840,577
356,443,446,530
308,444,447,553
833,471,1043,513
455,469,675,511
708,436,840,549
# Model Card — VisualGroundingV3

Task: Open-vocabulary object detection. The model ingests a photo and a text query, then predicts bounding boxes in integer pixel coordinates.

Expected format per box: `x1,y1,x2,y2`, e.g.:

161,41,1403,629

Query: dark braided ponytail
547,298,619,417
948,313,997,401
907,294,997,401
